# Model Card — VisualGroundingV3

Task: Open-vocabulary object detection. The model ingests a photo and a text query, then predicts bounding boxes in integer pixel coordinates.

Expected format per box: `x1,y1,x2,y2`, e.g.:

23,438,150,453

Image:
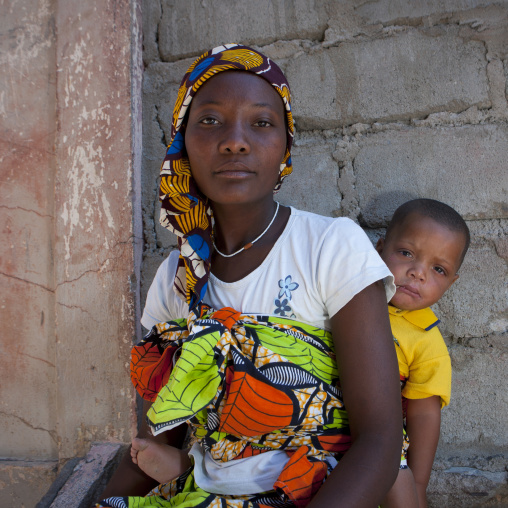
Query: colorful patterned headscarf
159,43,294,310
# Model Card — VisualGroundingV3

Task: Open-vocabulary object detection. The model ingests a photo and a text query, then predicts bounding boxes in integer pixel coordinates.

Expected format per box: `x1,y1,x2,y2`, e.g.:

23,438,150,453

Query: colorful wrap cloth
158,43,294,310
100,305,350,508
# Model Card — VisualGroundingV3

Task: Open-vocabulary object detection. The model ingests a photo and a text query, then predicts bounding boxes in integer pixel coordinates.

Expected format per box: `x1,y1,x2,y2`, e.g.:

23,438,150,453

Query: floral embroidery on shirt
274,298,292,316
278,275,299,300
274,275,299,317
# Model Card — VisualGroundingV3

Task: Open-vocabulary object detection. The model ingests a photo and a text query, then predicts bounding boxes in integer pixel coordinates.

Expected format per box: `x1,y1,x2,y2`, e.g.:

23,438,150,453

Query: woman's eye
200,117,219,125
254,120,272,127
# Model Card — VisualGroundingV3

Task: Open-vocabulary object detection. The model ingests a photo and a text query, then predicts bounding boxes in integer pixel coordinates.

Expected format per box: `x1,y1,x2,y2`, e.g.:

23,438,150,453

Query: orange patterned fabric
106,305,351,507
274,446,328,507
130,321,188,402
219,369,294,437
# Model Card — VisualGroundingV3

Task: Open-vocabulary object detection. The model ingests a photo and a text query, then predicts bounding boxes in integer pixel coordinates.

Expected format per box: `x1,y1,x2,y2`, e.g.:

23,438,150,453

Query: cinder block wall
141,1,508,506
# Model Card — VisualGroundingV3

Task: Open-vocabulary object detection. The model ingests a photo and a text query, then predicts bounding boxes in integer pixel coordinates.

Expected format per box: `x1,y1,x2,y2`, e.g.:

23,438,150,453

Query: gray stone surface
435,219,508,340
142,0,162,64
46,443,125,508
157,0,333,61
286,30,489,129
35,458,80,508
428,461,508,507
354,125,508,224
277,138,342,217
441,345,508,447
354,0,508,25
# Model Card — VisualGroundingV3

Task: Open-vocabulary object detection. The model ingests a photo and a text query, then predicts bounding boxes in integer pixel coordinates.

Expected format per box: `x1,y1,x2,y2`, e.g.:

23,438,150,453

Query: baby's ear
376,237,385,255
452,273,459,284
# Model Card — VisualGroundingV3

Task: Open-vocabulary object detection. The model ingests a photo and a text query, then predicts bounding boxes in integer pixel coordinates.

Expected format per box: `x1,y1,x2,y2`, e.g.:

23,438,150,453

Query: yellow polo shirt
389,306,451,408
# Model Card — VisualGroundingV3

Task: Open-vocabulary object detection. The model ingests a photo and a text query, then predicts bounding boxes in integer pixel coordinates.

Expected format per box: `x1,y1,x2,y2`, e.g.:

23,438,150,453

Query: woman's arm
308,281,402,507
406,396,441,508
98,399,188,499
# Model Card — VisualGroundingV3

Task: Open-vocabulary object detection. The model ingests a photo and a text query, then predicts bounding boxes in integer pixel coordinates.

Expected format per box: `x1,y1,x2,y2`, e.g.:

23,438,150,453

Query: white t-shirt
142,207,395,331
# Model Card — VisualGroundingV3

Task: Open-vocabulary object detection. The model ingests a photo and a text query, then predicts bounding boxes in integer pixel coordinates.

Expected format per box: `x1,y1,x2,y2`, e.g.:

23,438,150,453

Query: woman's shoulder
288,207,371,244
141,250,186,328
289,207,360,229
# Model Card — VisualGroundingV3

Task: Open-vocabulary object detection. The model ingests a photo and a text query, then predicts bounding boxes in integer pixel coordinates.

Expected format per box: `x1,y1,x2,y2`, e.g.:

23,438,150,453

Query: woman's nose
219,122,250,154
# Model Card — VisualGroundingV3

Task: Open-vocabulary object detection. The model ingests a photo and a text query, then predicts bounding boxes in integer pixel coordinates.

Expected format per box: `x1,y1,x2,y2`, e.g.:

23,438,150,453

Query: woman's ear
376,237,385,255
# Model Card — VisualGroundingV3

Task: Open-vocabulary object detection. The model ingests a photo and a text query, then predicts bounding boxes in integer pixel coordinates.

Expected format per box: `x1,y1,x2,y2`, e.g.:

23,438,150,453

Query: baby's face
377,213,465,311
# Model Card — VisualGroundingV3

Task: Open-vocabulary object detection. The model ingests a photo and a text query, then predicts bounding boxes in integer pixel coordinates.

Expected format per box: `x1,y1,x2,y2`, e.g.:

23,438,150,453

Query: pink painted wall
0,0,142,504
1,0,58,462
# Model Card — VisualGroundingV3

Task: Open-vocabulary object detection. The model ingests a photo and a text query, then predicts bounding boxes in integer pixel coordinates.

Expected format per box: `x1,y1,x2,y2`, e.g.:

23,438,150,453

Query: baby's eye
254,120,272,127
200,117,219,125
400,250,412,258
433,266,446,275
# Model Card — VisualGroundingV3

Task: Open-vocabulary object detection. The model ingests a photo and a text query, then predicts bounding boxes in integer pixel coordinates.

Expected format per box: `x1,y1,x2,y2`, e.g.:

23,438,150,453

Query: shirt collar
388,305,440,331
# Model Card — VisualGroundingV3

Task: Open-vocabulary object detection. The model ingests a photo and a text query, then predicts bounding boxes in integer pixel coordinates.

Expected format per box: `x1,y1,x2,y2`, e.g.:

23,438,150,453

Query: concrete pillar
54,0,142,459
0,0,142,505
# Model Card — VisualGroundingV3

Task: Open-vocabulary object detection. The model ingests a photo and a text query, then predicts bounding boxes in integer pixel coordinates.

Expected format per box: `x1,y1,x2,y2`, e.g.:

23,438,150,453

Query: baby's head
376,199,470,311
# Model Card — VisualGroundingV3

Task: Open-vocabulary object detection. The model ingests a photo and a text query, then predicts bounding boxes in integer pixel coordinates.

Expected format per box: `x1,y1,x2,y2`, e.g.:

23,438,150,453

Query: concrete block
505,59,508,97
441,345,508,448
427,454,508,508
354,0,506,25
286,31,489,129
35,458,80,508
354,125,508,224
435,220,508,340
142,0,161,64
157,0,330,61
143,61,195,134
277,140,341,217
39,443,126,508
0,460,58,508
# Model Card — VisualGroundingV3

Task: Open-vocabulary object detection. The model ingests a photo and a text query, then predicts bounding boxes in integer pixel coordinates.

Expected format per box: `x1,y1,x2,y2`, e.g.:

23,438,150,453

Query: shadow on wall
360,191,419,228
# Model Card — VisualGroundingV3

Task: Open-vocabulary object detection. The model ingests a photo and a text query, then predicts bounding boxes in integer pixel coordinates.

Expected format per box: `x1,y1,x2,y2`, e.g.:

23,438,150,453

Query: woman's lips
214,163,254,178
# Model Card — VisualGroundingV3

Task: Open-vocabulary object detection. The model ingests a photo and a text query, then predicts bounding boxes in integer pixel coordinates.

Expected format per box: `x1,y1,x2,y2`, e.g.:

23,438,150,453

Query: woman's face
184,71,287,208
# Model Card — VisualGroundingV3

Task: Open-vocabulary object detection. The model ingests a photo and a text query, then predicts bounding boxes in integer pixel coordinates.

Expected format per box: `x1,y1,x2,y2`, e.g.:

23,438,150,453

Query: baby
376,198,470,508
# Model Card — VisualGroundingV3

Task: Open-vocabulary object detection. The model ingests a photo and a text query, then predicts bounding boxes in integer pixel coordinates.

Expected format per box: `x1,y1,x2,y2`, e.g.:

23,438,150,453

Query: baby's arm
406,395,441,508
308,281,402,507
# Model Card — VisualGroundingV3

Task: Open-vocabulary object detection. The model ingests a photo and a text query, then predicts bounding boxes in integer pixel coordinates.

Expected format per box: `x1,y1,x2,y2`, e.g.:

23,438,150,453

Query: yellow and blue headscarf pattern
159,44,294,310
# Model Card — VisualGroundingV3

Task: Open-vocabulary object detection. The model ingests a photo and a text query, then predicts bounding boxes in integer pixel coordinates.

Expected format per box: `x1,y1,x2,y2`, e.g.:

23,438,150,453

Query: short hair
386,199,470,268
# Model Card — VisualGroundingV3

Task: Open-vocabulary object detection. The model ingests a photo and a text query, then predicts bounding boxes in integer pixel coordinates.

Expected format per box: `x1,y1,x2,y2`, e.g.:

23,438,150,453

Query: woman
99,44,401,508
